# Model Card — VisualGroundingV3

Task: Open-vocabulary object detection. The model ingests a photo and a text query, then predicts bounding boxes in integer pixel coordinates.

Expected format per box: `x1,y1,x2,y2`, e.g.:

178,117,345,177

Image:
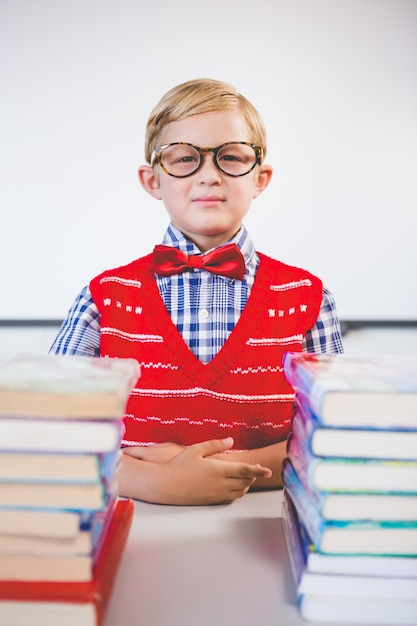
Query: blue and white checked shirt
50,225,344,362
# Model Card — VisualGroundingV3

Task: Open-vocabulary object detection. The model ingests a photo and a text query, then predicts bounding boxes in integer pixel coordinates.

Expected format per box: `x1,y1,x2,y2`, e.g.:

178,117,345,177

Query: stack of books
281,352,417,625
0,353,140,626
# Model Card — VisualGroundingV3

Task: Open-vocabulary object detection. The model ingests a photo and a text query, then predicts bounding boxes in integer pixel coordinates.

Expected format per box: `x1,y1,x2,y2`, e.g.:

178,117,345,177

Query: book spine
284,488,312,561
281,458,329,551
282,456,326,515
294,396,322,439
283,353,344,420
99,449,122,489
281,489,305,588
287,418,320,493
283,352,313,393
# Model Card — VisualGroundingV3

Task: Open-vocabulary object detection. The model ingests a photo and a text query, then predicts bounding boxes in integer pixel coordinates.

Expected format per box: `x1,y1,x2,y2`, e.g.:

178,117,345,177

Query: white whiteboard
1,0,416,322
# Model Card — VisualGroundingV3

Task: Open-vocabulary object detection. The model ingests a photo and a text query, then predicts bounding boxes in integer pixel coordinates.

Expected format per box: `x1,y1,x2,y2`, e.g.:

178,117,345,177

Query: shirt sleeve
49,285,101,356
302,286,344,354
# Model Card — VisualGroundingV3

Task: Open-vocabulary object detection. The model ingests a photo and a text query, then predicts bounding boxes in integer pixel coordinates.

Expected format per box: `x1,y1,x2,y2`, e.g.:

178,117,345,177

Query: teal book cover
282,457,417,555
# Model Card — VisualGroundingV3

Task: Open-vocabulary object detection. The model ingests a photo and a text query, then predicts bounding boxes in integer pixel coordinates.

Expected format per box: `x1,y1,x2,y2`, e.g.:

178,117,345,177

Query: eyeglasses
150,142,263,178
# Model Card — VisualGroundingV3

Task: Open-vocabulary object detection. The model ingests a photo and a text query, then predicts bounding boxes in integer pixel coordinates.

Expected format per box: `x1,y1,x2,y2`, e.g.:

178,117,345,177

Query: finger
122,446,145,459
226,463,272,480
189,437,235,458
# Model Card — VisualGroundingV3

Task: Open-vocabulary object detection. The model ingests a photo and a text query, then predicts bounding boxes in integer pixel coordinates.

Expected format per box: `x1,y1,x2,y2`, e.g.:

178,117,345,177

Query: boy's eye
164,146,199,166
220,153,244,163
218,147,253,165
174,155,198,164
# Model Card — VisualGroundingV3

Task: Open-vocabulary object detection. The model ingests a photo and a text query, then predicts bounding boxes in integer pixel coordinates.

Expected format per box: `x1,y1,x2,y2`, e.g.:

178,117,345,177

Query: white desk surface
104,490,386,626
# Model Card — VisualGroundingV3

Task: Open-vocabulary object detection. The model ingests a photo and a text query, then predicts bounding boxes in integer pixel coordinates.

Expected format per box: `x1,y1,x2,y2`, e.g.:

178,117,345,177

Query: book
0,498,115,556
0,498,134,625
283,454,417,522
0,480,109,510
0,449,121,483
284,466,417,555
0,417,124,454
297,594,417,625
0,545,93,583
0,496,119,582
0,354,140,419
281,488,417,578
288,412,417,493
0,509,83,539
0,492,116,540
282,352,417,428
292,399,417,460
283,447,417,556
282,490,417,625
0,531,95,556
0,449,121,484
282,489,417,599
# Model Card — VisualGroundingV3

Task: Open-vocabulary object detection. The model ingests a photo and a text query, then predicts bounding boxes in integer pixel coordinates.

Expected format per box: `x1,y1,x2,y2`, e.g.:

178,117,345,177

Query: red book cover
0,498,134,626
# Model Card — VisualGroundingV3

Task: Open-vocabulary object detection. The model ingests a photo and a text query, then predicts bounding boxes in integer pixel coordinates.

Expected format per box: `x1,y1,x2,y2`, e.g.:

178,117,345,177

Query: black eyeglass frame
150,141,263,178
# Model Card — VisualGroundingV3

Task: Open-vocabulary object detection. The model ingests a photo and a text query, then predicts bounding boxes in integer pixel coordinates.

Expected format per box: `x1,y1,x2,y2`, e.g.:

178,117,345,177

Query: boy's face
138,111,272,251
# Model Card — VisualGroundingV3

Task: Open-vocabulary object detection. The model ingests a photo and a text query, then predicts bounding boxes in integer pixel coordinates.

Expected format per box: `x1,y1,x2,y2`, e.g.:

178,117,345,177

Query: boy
50,78,344,505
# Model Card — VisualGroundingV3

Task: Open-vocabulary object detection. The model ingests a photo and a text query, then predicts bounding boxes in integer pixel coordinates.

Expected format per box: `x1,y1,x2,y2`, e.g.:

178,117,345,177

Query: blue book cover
282,455,417,522
288,411,417,493
292,398,417,461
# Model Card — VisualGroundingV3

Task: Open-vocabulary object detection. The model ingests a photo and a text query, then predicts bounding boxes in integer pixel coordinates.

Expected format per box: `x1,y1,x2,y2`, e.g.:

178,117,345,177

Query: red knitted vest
90,253,322,451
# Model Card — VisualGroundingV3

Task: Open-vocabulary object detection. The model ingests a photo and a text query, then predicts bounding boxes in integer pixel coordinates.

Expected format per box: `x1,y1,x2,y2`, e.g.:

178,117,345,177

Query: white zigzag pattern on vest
138,361,178,370
101,327,163,342
270,279,312,291
229,365,284,374
124,414,290,430
129,387,294,403
99,276,142,287
246,334,303,346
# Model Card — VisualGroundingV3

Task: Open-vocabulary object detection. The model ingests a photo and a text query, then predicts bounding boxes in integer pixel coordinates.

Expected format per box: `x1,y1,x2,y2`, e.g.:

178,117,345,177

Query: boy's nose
196,153,222,183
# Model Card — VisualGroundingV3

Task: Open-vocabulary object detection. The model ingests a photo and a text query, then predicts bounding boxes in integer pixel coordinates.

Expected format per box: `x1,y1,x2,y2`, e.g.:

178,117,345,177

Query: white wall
1,0,417,322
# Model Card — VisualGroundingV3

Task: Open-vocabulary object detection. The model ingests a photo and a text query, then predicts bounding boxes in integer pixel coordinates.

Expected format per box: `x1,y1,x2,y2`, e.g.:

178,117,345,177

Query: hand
119,437,272,505
208,440,288,490
123,442,185,463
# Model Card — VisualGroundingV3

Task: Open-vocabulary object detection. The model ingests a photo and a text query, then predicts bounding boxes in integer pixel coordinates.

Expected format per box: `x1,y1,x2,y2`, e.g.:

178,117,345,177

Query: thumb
190,437,234,458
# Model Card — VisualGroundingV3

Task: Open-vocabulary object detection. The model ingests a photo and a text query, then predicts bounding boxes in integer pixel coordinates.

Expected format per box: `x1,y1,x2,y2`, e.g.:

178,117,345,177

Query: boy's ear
253,164,273,198
138,165,163,200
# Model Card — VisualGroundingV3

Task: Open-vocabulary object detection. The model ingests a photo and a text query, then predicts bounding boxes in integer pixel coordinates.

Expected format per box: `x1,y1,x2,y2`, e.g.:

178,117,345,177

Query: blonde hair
144,78,267,163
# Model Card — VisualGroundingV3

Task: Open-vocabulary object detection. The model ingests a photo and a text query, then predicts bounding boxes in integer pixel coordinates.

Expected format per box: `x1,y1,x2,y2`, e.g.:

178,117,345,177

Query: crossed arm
118,438,287,506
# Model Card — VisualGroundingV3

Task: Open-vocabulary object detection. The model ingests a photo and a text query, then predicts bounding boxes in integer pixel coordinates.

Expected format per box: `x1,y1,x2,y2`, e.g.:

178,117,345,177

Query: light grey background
1,0,416,321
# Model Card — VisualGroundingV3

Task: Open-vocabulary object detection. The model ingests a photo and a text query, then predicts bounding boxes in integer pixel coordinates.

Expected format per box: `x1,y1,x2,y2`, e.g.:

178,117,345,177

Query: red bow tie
152,243,246,281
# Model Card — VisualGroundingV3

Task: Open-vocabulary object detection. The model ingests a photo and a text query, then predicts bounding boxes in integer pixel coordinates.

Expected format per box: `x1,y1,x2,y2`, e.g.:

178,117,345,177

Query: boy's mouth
193,196,224,204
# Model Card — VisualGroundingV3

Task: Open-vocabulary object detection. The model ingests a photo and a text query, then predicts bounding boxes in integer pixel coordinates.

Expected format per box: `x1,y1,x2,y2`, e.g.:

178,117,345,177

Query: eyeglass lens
158,143,258,177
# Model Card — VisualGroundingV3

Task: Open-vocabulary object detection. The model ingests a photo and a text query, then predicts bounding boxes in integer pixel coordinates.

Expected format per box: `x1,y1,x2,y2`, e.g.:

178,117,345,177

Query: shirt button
199,308,210,319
